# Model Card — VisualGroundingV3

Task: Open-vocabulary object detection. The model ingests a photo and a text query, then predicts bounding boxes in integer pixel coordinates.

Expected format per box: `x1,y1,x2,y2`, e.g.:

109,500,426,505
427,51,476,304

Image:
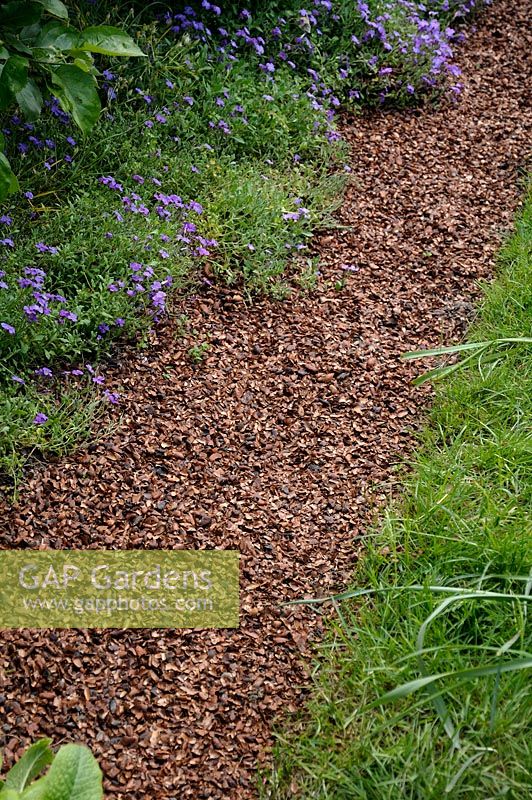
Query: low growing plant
0,738,102,800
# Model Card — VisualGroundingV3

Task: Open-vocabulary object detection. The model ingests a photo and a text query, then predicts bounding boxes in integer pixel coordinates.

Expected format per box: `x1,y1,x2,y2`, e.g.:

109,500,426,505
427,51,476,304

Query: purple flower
103,390,120,404
1,322,15,335
35,367,53,377
11,375,25,385
99,175,123,192
59,310,78,322
92,375,105,385
33,413,48,425
35,242,58,254
151,290,166,310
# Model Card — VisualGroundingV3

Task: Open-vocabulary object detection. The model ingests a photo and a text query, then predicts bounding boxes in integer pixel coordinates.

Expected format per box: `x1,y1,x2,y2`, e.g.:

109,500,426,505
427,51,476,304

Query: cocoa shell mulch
1,1,531,797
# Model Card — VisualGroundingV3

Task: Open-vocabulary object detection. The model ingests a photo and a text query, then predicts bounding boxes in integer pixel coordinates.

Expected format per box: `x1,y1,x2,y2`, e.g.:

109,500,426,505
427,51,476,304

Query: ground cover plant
266,190,532,798
0,0,489,479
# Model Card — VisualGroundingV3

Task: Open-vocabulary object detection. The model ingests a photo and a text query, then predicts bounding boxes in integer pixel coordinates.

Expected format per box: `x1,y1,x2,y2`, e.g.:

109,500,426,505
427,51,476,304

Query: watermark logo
0,550,239,628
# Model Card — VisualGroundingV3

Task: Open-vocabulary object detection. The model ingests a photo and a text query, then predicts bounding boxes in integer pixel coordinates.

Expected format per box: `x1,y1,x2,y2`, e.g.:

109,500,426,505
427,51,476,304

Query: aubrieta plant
0,0,490,480
0,738,102,799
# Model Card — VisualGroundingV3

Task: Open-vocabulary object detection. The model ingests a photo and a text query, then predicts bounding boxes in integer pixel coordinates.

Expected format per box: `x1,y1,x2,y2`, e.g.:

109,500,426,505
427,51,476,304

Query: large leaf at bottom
37,745,102,800
4,740,53,793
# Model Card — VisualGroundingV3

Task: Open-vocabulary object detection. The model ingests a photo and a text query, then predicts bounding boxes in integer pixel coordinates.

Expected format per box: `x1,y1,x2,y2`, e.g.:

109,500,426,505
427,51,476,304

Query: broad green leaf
20,783,46,800
0,789,22,799
0,55,29,96
0,152,19,201
35,0,68,20
4,740,53,793
51,65,100,134
16,77,43,119
35,21,79,51
0,2,43,29
71,53,95,75
0,47,9,60
78,26,145,57
39,745,102,800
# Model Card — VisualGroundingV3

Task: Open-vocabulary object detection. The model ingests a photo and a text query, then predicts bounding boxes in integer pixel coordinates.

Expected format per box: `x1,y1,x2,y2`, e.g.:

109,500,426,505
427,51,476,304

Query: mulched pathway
1,1,531,797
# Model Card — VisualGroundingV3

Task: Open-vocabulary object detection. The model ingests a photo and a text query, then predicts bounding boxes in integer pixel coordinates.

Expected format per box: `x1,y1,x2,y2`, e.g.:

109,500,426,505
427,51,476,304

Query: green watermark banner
0,550,239,629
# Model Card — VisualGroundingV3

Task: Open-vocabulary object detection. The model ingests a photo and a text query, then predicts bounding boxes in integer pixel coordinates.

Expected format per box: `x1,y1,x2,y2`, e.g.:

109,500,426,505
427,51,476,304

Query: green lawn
266,190,532,799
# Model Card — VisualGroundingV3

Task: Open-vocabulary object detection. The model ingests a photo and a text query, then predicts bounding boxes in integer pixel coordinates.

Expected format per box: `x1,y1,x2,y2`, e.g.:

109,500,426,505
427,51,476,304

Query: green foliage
0,0,144,198
266,192,532,797
0,740,102,800
0,5,346,481
403,337,532,385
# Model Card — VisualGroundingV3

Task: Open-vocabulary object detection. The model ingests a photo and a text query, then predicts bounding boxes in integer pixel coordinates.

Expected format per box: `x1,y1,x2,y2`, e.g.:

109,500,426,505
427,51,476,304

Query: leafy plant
0,739,102,799
188,341,210,363
0,0,145,199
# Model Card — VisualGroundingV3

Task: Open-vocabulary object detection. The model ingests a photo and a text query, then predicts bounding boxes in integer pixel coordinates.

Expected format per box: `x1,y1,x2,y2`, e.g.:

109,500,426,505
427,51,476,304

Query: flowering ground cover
0,0,489,481
0,0,529,795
